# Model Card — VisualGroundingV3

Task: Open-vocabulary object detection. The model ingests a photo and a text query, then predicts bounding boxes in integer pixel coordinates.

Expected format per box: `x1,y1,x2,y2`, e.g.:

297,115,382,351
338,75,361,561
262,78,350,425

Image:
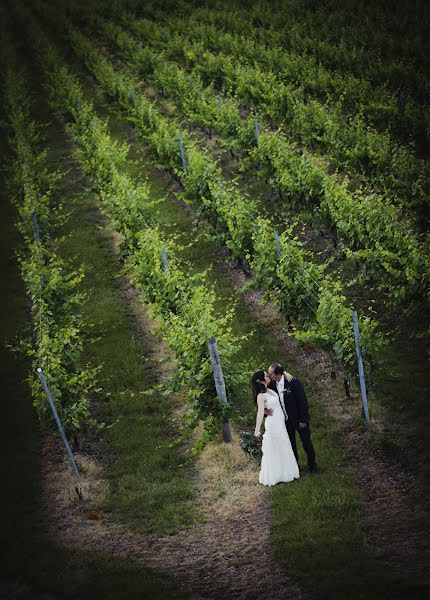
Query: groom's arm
293,379,310,424
284,371,293,382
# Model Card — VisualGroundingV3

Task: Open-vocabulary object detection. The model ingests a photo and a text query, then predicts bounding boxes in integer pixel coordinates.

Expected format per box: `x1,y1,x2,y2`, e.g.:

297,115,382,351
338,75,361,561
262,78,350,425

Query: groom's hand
298,422,307,429
264,408,273,416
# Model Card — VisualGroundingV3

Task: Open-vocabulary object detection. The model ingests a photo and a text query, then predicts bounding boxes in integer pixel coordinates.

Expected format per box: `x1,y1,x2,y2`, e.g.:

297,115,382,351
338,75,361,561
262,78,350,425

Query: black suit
269,376,316,469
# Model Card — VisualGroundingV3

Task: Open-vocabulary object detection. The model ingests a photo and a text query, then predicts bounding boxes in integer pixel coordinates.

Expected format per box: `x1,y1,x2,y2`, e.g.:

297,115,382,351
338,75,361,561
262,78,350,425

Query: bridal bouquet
239,430,262,463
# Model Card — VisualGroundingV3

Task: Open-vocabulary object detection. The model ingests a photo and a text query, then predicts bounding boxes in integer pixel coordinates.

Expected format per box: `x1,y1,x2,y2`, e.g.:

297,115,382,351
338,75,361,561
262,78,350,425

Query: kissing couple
252,363,317,486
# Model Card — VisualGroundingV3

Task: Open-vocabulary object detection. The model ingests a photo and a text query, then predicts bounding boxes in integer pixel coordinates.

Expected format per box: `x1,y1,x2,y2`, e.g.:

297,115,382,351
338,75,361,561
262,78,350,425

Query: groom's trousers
286,421,316,468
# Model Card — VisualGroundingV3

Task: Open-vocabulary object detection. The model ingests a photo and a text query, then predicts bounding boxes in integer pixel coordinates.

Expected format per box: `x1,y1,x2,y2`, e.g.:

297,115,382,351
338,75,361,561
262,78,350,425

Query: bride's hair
251,370,267,403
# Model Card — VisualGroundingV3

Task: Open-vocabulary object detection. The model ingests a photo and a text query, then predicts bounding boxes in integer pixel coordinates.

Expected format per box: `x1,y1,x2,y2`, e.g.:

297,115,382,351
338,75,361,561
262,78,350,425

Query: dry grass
47,429,262,523
194,426,263,519
43,446,108,516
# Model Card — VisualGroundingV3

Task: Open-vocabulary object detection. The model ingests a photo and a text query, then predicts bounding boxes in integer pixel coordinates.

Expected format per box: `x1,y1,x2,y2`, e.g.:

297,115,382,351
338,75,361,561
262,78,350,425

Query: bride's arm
284,370,294,382
254,394,265,437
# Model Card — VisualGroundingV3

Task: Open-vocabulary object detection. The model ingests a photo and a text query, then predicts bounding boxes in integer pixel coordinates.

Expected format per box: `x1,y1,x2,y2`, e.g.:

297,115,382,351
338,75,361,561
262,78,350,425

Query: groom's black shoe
309,464,318,474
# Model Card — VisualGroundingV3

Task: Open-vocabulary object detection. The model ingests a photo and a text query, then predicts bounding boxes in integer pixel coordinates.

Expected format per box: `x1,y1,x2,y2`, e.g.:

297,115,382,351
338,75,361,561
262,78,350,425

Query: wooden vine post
207,338,232,443
352,310,370,423
37,367,81,477
178,131,188,171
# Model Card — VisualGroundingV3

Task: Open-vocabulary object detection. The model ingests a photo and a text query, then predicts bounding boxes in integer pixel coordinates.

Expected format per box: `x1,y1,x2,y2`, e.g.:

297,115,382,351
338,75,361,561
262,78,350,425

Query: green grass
370,327,430,500
271,441,417,599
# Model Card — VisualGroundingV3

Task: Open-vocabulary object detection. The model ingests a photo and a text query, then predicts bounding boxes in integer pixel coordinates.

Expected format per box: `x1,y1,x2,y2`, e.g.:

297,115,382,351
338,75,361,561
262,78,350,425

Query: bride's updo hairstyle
251,370,267,403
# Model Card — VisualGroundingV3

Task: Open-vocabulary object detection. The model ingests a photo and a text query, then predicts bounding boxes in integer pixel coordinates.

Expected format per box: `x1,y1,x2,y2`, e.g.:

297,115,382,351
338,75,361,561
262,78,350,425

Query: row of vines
2,42,98,431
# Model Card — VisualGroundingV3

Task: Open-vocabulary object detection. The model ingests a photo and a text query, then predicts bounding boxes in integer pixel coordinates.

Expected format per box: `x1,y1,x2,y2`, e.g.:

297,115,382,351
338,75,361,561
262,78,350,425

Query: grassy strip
271,481,414,600
371,333,430,493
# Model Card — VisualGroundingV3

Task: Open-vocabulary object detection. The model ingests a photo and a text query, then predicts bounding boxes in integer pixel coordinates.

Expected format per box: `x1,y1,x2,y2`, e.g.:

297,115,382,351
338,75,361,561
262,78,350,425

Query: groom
268,363,317,473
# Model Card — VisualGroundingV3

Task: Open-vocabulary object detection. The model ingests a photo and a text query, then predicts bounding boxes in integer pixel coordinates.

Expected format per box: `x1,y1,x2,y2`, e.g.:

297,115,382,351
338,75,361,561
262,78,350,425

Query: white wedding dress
259,389,300,486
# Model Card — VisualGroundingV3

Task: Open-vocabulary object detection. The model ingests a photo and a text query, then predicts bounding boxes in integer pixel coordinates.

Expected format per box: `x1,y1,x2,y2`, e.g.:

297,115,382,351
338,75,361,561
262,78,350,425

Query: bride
252,370,299,486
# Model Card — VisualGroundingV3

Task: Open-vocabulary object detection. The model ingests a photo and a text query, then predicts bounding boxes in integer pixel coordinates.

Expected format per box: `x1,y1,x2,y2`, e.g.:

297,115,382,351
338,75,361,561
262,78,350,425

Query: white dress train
259,389,300,486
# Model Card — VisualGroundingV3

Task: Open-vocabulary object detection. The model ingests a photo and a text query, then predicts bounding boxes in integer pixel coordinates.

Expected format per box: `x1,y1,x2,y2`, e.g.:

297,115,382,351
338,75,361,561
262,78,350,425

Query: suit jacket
268,376,310,428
